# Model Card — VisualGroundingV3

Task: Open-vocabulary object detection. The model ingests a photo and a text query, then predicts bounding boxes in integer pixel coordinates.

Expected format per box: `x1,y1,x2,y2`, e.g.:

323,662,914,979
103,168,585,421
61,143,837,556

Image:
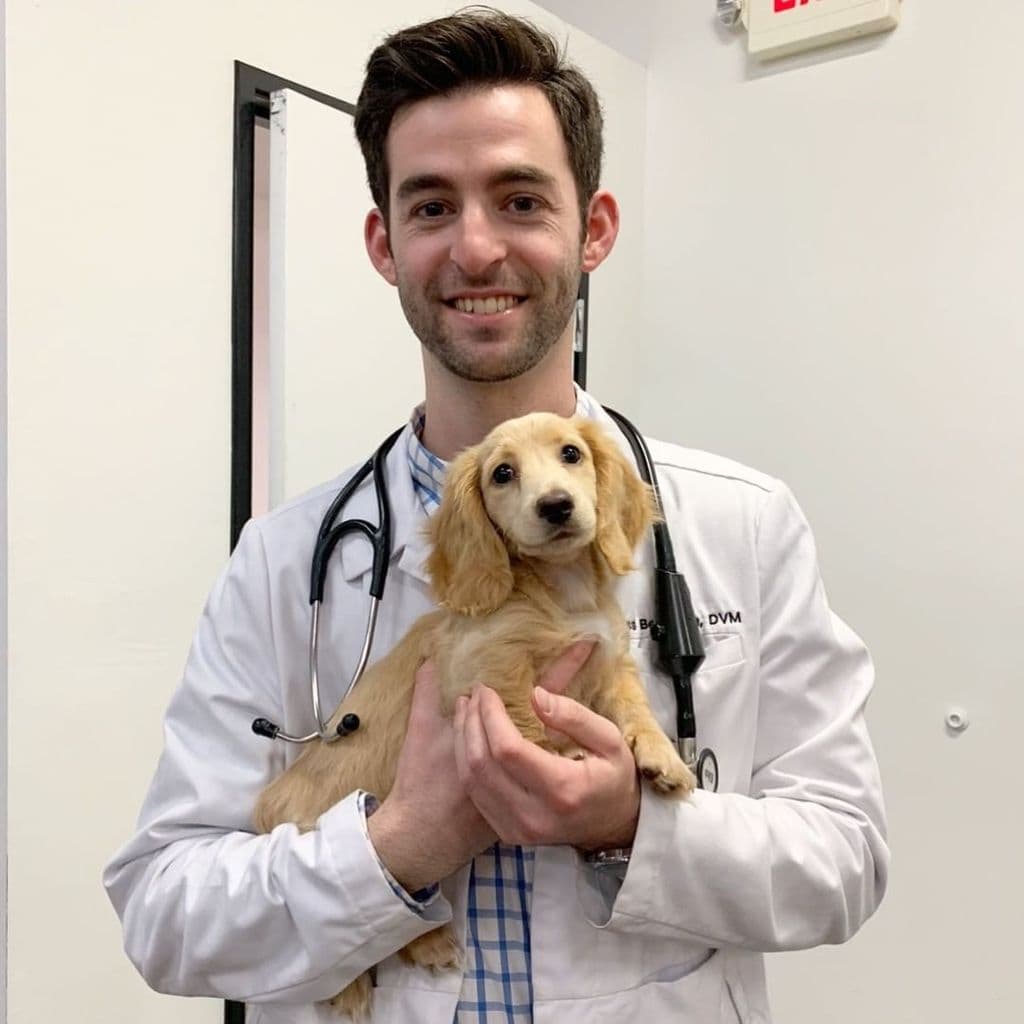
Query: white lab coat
104,401,888,1023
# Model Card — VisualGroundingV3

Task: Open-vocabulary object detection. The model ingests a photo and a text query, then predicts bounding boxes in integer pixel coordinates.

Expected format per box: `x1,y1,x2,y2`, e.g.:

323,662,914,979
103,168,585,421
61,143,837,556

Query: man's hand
367,661,496,893
453,645,641,852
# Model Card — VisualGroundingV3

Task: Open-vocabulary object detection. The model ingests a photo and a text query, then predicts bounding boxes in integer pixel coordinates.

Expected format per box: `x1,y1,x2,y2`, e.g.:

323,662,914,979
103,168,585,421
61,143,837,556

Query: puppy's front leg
599,663,695,797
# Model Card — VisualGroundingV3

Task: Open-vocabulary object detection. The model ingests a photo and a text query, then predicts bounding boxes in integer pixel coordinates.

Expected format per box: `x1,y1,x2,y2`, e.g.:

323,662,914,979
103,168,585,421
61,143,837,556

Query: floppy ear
577,419,658,575
426,445,514,616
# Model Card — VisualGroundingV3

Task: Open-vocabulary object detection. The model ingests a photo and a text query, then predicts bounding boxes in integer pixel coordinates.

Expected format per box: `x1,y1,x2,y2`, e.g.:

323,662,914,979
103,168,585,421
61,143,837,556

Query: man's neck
420,359,577,460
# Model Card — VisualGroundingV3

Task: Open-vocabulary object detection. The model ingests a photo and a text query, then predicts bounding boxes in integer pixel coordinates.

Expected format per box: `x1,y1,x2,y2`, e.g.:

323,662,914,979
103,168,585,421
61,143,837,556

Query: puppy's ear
577,419,657,575
426,445,514,616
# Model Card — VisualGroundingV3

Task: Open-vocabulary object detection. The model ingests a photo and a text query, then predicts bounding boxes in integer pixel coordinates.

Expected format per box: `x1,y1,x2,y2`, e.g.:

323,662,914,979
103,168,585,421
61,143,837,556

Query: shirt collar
406,406,446,515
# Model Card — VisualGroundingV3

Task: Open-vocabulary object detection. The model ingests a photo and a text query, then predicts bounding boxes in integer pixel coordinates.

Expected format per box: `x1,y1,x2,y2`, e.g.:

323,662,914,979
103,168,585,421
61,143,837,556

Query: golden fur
253,412,694,1017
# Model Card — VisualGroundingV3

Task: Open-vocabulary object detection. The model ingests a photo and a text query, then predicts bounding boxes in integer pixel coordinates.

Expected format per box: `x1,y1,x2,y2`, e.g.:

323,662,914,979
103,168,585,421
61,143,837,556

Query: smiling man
105,9,888,1024
364,84,615,404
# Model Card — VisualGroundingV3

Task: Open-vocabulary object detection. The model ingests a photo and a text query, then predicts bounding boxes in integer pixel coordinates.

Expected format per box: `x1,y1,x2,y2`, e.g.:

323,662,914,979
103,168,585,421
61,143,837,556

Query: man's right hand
366,660,496,894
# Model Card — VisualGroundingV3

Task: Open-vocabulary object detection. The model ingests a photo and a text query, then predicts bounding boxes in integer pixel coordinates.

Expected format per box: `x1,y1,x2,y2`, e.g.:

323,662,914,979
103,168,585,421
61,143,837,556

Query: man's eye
561,445,582,464
416,201,448,218
508,195,540,214
492,464,516,485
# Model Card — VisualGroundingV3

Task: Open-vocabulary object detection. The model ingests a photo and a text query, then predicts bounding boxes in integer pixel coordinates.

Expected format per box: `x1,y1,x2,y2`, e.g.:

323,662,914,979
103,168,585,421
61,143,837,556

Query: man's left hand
453,682,640,852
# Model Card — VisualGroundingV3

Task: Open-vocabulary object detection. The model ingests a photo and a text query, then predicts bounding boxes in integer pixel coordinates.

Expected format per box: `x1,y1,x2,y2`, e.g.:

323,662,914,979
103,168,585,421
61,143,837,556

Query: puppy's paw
328,971,372,1019
398,924,462,972
628,728,695,798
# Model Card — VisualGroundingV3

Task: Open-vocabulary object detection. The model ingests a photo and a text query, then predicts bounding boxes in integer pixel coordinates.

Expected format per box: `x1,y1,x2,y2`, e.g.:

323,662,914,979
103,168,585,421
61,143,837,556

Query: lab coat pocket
629,631,746,741
699,630,745,672
631,629,753,794
694,630,757,792
533,947,740,1023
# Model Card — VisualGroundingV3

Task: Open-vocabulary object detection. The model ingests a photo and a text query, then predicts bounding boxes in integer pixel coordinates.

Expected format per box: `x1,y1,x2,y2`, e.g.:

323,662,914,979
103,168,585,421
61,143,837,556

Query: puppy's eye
561,445,582,464
492,463,516,485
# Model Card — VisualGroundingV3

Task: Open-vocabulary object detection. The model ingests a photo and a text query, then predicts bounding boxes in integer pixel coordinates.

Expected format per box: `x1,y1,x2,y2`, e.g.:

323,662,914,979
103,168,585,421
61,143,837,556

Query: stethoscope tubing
251,429,401,744
602,409,707,754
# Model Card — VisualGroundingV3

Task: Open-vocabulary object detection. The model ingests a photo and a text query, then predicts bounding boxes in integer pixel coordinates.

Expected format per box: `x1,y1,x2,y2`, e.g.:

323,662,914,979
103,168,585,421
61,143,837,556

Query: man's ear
364,207,397,286
581,190,620,273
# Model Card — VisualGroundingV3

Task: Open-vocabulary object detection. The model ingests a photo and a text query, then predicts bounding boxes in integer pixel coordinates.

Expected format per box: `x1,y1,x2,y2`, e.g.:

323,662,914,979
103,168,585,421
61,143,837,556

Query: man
105,9,888,1023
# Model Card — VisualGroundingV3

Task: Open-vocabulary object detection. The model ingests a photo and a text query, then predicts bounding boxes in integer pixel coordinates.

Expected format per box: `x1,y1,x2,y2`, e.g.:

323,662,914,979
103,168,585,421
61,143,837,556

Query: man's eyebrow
395,174,455,202
488,165,559,190
394,166,560,202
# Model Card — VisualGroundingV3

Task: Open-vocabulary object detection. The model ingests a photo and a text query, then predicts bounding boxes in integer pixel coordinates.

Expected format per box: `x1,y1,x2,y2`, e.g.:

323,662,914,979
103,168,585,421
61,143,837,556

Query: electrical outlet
747,0,901,61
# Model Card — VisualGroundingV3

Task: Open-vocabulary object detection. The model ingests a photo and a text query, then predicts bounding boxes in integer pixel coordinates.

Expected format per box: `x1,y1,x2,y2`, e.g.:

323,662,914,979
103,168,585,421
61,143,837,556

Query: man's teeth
453,296,521,314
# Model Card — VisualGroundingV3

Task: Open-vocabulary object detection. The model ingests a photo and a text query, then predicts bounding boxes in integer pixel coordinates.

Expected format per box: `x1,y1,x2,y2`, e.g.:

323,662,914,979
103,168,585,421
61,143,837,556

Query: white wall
1,0,8,1017
548,0,1023,1020
14,0,1018,1020
2,2,643,1021
530,0,656,65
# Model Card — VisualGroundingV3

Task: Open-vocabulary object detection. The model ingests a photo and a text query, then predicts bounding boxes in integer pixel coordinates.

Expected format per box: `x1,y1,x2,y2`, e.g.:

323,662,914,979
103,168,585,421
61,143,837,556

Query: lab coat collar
577,388,644,468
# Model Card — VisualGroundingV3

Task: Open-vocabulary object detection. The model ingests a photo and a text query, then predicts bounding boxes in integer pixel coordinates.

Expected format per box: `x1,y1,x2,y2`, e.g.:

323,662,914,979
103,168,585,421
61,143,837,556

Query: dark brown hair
354,6,604,225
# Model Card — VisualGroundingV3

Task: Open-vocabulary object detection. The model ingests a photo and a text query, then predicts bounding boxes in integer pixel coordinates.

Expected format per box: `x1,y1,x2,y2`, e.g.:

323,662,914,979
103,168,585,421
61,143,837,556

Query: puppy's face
476,413,599,561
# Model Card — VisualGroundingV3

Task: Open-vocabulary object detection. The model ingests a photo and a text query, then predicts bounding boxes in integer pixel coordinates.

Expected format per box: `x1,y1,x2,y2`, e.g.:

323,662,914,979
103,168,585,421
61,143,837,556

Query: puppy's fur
254,413,694,1017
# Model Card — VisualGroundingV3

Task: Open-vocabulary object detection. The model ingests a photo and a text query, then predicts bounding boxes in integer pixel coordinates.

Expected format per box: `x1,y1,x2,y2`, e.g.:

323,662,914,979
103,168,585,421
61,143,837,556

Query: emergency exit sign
748,0,901,61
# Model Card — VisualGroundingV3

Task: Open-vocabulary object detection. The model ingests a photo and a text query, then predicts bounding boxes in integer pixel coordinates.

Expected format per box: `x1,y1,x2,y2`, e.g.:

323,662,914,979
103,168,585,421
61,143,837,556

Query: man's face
367,85,586,384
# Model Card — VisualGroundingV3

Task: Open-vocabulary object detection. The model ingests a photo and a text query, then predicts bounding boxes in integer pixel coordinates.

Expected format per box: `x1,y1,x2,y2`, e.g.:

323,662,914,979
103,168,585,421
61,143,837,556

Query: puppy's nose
536,491,574,526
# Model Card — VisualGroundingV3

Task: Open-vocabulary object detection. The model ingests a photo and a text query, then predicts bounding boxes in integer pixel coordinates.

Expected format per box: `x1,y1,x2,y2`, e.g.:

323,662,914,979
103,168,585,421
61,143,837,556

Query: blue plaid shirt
398,394,592,1023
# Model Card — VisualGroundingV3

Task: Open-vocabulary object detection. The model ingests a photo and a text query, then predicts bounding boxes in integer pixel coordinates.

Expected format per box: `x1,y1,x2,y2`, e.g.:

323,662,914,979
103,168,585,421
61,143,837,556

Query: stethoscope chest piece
696,748,719,792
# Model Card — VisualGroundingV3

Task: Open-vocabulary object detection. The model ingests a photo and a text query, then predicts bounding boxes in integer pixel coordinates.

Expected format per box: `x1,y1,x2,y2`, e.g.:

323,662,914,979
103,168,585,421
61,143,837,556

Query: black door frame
230,61,355,550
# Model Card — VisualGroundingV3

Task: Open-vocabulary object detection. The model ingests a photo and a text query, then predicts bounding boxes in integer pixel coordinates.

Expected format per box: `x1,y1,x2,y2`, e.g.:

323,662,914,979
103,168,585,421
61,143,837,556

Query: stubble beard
396,258,582,384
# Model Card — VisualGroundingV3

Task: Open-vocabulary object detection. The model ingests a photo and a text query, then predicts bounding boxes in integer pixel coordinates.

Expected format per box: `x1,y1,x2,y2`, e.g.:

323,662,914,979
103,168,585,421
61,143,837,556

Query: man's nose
450,205,507,275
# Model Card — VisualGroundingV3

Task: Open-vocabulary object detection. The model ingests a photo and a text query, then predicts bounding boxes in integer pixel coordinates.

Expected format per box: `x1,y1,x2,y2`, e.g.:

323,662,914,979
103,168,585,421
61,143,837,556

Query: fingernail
533,686,553,716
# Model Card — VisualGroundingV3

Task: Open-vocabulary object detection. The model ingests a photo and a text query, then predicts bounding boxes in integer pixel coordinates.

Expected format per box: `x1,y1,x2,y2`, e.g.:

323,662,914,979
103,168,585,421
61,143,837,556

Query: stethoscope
252,409,720,792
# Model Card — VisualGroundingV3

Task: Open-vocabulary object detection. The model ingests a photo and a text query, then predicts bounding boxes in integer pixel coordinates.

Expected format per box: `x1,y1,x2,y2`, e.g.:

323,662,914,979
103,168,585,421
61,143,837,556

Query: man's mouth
446,295,525,315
